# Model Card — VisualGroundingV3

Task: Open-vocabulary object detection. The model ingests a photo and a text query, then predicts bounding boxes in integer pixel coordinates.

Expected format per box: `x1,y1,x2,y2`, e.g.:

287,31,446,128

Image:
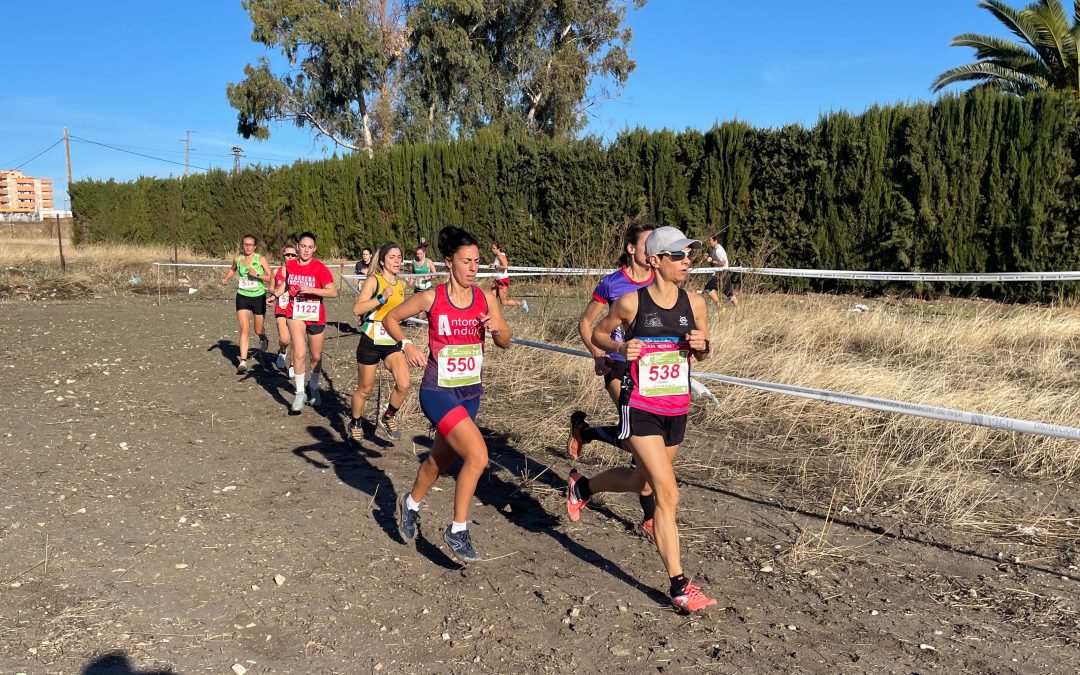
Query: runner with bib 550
566,226,716,613
383,226,512,564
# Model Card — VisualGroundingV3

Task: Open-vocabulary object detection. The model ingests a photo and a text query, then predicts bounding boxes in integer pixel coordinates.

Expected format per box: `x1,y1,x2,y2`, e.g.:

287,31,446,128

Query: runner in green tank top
221,234,271,373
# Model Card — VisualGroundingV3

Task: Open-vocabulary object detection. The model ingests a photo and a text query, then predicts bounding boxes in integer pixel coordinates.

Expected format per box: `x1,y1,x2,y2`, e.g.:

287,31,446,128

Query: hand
404,342,425,368
478,313,499,337
266,295,275,307
593,356,611,376
382,285,395,299
220,277,228,286
299,285,316,295
621,339,644,362
686,329,708,352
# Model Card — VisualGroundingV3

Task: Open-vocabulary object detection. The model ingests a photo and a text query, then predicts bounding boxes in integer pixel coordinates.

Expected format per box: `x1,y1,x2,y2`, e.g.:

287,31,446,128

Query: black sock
350,416,361,426
670,574,688,596
639,493,656,521
581,424,620,447
384,403,399,419
576,476,593,501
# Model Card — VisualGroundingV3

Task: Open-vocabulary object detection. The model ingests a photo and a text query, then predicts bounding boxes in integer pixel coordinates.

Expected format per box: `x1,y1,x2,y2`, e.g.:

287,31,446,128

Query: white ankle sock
294,372,305,392
451,521,467,533
405,494,421,511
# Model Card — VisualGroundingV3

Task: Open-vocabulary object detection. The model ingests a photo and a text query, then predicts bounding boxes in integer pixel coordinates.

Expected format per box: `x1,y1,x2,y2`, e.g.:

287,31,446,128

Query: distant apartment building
0,170,57,218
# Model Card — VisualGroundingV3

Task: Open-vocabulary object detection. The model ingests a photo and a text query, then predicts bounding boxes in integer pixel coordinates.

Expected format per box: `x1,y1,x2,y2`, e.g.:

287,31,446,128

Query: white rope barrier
154,262,1078,439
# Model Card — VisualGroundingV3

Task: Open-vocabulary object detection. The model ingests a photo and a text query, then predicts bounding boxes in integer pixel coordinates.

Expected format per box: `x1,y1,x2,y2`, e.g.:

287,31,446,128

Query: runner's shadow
292,425,458,570
207,339,292,408
82,650,174,674
475,426,669,606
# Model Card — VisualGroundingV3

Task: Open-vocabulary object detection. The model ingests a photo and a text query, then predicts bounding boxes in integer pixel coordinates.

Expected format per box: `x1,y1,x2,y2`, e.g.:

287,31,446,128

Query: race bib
293,299,320,322
437,344,483,388
365,320,396,346
238,276,258,291
277,292,289,309
638,350,689,397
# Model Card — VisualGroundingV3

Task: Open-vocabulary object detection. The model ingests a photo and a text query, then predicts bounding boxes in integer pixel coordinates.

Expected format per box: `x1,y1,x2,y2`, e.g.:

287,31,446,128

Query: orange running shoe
640,518,655,542
566,469,590,522
567,411,587,460
671,580,716,613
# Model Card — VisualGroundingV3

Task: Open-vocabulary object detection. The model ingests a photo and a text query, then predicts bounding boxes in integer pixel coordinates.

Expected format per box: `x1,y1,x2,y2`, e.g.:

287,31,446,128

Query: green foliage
74,91,1080,300
933,0,1080,98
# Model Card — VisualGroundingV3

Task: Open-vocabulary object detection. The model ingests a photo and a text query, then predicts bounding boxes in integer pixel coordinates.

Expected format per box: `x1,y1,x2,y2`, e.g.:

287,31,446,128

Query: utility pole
64,127,74,242
180,130,196,177
231,146,243,174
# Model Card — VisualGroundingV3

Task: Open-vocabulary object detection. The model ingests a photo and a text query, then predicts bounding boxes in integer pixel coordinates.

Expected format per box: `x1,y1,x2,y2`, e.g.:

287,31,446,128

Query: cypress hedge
71,91,1080,299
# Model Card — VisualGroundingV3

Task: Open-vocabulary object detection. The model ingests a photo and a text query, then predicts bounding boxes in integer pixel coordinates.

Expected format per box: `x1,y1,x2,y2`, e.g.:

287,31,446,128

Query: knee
355,382,374,398
654,484,679,511
393,380,409,397
464,446,489,472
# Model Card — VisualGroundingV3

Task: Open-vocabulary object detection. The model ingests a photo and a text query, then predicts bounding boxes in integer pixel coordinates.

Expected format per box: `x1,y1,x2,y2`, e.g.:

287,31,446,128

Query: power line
3,138,63,171
70,135,211,172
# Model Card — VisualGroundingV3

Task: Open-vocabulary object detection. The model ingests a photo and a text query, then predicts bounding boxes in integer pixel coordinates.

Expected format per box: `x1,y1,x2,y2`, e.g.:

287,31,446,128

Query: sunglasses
660,250,694,261
282,252,297,258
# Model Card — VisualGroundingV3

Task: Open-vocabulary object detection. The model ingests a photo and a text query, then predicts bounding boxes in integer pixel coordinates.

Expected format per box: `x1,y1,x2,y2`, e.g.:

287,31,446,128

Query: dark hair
709,233,721,242
438,226,479,259
370,241,402,277
492,241,506,253
297,231,317,245
618,221,656,267
361,247,373,256
242,234,257,244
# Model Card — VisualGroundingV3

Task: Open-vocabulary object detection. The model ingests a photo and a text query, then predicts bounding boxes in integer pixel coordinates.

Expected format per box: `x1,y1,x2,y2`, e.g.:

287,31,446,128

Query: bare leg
352,363,376,419
384,351,410,410
410,419,488,523
236,310,252,360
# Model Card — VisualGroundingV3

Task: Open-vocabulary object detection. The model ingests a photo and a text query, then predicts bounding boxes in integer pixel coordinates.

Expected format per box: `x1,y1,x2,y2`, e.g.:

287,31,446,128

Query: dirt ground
1,290,1079,674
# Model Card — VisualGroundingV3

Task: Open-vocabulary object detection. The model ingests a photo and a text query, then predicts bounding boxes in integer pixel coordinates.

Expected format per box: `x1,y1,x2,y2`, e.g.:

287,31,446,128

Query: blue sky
1,1,1002,207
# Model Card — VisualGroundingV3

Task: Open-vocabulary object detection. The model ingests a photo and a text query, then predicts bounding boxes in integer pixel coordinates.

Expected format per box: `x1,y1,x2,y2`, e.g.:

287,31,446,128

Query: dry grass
478,280,1080,532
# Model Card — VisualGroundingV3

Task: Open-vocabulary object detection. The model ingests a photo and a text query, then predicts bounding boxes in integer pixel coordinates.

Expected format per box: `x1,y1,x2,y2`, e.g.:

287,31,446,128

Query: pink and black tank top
622,287,695,416
421,283,489,401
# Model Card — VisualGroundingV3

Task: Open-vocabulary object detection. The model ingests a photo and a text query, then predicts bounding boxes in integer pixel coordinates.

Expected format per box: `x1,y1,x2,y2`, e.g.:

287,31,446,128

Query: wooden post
171,211,179,283
56,215,66,273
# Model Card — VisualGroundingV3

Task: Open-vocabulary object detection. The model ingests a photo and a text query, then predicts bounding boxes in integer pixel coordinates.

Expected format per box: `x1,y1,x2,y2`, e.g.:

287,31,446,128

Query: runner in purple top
566,220,658,540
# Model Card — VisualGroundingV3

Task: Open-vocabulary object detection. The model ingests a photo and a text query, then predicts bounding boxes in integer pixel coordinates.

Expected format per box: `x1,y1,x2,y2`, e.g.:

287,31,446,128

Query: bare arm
384,289,437,367
592,293,641,360
352,276,382,317
481,289,512,349
221,259,237,285
686,292,710,361
577,300,608,357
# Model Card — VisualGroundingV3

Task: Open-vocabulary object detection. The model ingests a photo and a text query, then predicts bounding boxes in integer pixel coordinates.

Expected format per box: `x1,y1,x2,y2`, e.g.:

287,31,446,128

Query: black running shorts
619,406,687,447
235,293,266,315
356,333,403,365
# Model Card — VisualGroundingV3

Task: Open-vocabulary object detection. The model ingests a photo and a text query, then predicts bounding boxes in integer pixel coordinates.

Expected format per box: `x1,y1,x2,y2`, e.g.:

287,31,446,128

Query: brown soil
1,293,1078,674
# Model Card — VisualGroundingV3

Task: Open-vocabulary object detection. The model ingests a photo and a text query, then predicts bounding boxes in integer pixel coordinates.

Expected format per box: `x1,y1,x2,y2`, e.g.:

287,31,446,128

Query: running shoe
258,334,269,353
307,387,322,407
379,414,401,441
398,493,419,542
522,299,530,314
236,359,249,374
443,526,479,563
275,352,287,370
348,418,363,442
640,518,655,542
290,389,306,413
670,580,717,613
566,469,589,522
567,411,587,460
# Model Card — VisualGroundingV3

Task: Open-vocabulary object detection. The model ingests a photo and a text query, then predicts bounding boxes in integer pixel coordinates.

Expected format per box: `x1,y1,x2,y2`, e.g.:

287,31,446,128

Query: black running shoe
398,493,419,542
443,526,479,563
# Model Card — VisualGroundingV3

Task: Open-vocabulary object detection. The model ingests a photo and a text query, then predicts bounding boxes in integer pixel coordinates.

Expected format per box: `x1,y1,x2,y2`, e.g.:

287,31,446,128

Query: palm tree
932,0,1080,98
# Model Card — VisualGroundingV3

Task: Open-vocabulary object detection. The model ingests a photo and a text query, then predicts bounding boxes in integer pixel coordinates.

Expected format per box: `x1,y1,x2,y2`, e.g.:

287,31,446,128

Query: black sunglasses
660,250,693,261
282,252,297,258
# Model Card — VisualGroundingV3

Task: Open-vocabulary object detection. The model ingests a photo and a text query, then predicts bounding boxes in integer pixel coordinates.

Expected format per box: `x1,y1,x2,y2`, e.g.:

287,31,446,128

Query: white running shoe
522,300,530,314
236,359,249,374
290,390,306,412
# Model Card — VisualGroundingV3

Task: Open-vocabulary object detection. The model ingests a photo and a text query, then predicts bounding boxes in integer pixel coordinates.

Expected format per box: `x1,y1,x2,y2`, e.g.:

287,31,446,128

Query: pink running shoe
566,469,590,522
671,580,716,613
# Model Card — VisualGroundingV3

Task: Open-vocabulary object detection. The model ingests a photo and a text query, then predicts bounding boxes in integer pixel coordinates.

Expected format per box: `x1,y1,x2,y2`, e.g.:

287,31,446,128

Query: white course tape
691,372,1080,441
720,266,1080,282
153,262,232,269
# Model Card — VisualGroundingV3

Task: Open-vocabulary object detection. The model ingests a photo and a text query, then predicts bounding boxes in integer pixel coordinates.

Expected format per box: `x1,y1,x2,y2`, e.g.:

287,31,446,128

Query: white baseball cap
645,226,701,257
